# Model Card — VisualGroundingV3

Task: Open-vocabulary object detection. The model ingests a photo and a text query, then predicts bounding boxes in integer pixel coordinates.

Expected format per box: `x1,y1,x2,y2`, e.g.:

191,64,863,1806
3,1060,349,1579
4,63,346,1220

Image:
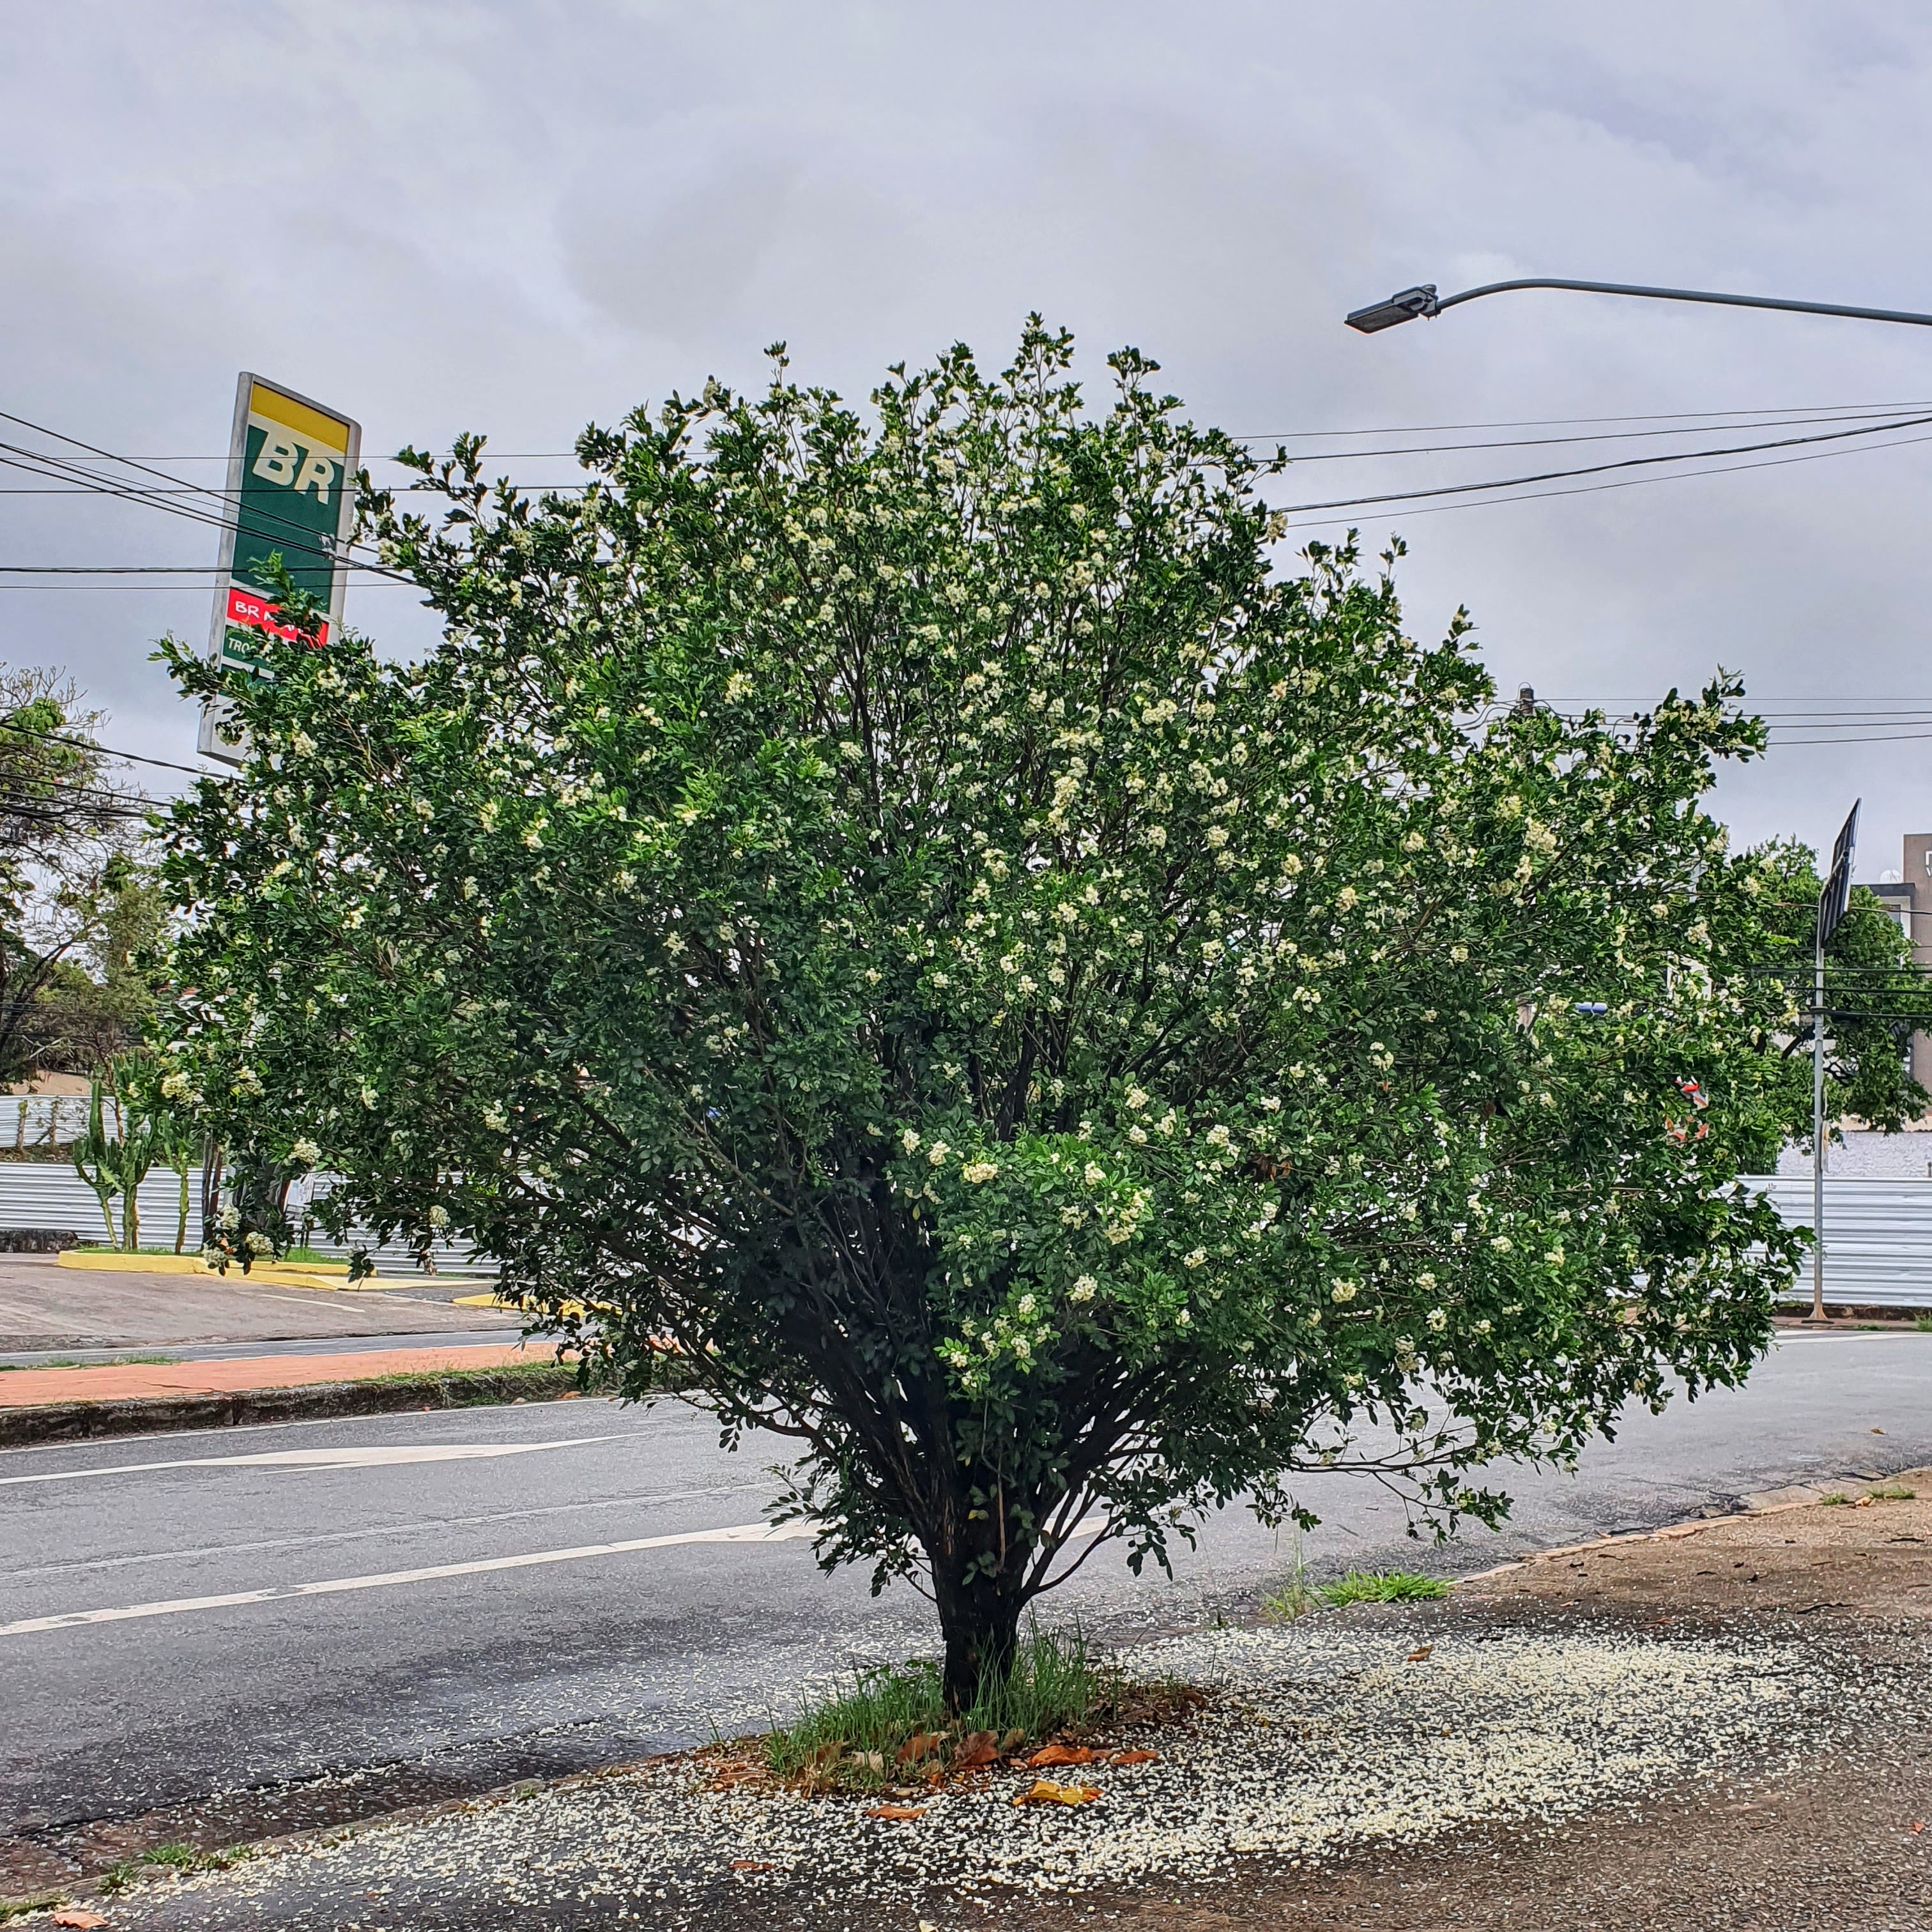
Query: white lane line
10,1481,773,1581
0,1436,632,1487
0,1519,821,1637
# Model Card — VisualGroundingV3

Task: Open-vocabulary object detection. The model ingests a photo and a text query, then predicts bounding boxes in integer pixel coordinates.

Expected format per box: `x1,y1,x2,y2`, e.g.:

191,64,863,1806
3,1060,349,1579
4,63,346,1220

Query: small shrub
1261,1577,1321,1623
1915,1314,1932,1334
762,1623,1117,1786
1321,1569,1450,1606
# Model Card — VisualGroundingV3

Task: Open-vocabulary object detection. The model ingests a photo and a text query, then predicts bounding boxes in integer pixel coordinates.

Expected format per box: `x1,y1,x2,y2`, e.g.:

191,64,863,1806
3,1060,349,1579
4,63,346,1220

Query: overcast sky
8,1,1932,873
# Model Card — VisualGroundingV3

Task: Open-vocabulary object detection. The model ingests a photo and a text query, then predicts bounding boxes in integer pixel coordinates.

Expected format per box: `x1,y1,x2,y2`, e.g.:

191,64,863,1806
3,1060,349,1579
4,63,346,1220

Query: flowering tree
159,323,1813,1707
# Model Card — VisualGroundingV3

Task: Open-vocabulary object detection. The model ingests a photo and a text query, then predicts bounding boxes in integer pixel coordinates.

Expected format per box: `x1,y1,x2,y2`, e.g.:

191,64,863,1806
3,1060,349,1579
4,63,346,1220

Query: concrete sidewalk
0,1252,521,1353
0,1341,540,1408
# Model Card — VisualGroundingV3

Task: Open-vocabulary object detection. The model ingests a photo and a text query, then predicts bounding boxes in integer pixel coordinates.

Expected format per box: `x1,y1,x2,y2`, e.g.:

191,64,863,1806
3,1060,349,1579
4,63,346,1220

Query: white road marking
0,1519,821,1637
0,1437,630,1487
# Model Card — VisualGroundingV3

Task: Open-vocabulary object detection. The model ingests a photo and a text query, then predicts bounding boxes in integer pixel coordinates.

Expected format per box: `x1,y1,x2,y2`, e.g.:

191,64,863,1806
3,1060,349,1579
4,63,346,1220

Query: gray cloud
5,0,1932,869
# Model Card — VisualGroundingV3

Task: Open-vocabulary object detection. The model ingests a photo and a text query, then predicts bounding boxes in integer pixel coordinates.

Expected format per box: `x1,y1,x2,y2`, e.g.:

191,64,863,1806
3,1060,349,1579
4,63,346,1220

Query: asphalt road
0,1252,516,1355
2,1330,1928,1869
0,1328,528,1368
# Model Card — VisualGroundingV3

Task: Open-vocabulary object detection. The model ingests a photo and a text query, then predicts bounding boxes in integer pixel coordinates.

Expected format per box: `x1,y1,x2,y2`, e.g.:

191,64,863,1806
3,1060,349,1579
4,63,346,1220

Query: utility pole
1811,802,1860,1324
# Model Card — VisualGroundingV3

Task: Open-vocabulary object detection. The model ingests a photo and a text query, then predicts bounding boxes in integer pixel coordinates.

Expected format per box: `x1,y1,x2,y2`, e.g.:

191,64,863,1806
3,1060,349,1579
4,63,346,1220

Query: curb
1454,1471,1925,1582
0,1364,592,1448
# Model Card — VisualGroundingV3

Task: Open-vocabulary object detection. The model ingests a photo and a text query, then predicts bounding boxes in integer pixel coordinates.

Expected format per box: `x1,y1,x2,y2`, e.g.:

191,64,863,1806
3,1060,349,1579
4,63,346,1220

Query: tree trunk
932,1562,1025,1715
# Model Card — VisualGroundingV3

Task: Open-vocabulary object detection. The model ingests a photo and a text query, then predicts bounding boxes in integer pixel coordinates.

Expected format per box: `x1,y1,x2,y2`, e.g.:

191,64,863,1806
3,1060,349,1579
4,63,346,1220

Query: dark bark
933,1558,1025,1714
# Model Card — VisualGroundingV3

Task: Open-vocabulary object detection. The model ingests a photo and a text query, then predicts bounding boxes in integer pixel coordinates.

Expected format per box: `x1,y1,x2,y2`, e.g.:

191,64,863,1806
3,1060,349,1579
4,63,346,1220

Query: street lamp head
1344,284,1440,333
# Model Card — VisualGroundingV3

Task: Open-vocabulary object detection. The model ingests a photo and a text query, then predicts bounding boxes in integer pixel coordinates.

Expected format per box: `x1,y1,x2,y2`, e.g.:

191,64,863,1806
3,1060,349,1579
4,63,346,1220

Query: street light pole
1345,278,1932,335
1812,916,1827,1322
1811,802,1860,1324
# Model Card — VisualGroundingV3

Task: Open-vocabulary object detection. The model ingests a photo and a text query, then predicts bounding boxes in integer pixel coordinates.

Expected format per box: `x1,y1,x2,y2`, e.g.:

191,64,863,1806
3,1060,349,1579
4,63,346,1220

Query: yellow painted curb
60,1250,210,1275
54,1250,394,1292
57,1249,351,1278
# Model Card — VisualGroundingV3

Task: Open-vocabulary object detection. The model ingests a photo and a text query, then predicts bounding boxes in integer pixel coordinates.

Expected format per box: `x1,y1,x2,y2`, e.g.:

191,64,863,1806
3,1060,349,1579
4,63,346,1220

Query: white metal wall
0,1095,124,1149
0,1165,194,1246
1743,1175,1932,1308
0,1166,487,1275
0,1151,1915,1301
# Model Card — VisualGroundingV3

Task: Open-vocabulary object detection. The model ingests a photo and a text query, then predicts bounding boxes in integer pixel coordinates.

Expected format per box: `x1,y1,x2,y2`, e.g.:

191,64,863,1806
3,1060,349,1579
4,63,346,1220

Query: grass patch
0,1894,66,1924
1820,1492,1851,1506
359,1359,603,1402
1320,1568,1450,1606
90,1843,251,1897
1868,1485,1917,1501
1263,1561,1451,1618
1916,1314,1932,1333
761,1623,1125,1789
1260,1575,1322,1623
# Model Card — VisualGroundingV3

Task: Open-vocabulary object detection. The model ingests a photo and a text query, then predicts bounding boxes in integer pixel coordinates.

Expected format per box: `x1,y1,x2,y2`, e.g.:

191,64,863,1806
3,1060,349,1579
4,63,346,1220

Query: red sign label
226,585,329,648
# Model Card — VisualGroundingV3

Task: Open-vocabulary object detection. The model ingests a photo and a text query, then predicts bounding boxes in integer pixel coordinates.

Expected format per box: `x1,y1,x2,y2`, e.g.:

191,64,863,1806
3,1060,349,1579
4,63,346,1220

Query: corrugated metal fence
1743,1175,1932,1308
0,1167,488,1276
0,1141,1919,1303
0,1095,123,1150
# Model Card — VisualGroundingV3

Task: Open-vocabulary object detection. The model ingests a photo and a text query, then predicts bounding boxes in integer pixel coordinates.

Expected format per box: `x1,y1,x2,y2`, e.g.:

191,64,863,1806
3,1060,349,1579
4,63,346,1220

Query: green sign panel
198,374,361,760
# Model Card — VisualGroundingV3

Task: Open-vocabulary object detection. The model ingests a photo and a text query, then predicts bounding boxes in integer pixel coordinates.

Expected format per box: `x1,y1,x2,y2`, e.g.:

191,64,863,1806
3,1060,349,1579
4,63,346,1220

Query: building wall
1903,834,1932,1091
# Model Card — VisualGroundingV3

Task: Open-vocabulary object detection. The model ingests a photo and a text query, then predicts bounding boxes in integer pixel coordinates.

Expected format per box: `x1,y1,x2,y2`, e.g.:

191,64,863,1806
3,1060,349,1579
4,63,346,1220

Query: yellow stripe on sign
248,381,351,456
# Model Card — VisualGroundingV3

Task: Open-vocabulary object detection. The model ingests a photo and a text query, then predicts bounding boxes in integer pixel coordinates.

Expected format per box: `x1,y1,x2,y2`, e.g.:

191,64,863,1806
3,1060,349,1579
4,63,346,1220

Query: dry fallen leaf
1027,1743,1099,1767
1872,1427,1887,1435
895,1731,942,1766
1913,1821,1926,1835
998,1727,1027,1753
1110,1749,1160,1765
730,1859,774,1871
952,1730,1000,1770
866,1804,926,1821
1406,1643,1434,1662
51,1913,111,1930
1013,1777,1101,1807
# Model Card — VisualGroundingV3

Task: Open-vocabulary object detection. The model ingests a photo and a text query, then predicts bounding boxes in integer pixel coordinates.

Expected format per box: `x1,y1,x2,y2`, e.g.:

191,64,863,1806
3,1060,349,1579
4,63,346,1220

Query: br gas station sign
197,374,360,761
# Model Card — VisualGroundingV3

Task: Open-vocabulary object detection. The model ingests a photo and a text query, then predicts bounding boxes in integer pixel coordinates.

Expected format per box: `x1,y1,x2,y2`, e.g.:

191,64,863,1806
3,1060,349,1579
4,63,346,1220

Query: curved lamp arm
1346,277,1932,335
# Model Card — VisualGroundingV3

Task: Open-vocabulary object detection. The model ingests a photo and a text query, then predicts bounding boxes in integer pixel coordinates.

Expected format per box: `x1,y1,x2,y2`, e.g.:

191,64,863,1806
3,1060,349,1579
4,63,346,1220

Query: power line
1271,424,1932,534
0,718,214,778
1250,406,1932,464
1266,410,1932,519
0,412,419,587
1229,397,1932,440
0,565,399,578
108,401,1932,457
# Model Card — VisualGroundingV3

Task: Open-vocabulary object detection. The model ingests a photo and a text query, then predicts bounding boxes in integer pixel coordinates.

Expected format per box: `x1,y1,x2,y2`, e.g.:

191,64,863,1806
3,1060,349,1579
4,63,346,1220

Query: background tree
0,667,154,1084
26,852,169,1077
1717,841,1928,1156
160,325,1813,1708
